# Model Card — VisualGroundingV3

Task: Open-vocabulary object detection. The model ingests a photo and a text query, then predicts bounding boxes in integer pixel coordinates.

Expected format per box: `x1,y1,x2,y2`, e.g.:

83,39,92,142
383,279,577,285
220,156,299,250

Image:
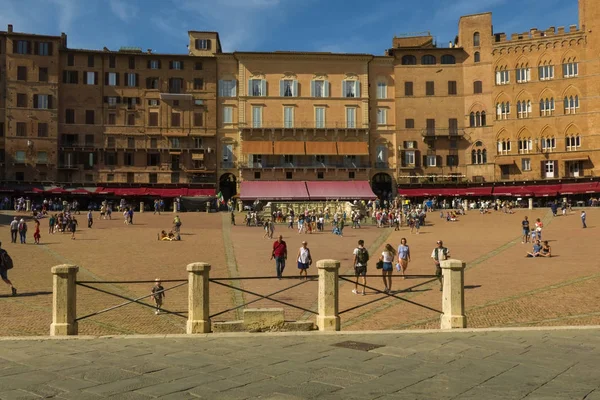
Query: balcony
242,161,370,169
59,140,98,149
241,121,369,133
421,128,466,138
58,163,80,170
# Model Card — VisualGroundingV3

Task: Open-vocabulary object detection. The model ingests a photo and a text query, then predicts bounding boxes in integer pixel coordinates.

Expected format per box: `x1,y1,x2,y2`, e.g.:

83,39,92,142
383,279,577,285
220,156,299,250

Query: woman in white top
379,243,396,293
296,241,312,280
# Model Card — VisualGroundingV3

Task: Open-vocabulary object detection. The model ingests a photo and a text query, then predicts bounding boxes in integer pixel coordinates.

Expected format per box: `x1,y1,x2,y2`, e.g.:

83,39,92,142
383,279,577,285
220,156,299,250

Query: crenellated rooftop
493,24,582,44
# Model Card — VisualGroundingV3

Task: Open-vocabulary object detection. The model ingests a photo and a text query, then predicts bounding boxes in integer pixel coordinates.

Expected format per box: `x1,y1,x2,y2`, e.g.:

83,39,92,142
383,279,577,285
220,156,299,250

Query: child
87,210,93,228
151,279,165,314
33,219,41,244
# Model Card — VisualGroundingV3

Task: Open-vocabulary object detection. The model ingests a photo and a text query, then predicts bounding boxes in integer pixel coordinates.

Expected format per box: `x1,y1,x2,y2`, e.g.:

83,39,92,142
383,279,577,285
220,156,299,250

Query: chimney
7,24,13,33
448,41,453,48
147,49,152,54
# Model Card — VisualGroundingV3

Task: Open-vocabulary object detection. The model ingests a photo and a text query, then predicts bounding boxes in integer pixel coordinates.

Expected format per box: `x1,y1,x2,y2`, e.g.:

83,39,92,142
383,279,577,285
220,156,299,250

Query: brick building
0,0,598,200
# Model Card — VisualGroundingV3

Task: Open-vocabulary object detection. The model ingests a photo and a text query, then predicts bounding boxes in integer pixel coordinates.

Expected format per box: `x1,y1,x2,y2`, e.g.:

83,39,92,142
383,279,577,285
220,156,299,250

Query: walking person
87,210,93,228
432,240,450,291
271,235,287,279
296,241,312,280
9,217,18,243
397,238,411,278
581,210,587,228
230,211,236,226
18,219,27,244
151,279,165,315
522,216,530,244
535,218,543,240
352,239,369,295
0,243,17,296
33,220,41,244
379,244,396,293
70,217,78,240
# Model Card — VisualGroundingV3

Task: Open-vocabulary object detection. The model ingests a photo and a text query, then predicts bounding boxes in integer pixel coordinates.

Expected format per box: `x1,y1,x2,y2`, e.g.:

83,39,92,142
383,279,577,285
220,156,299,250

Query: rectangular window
377,108,387,125
85,110,94,125
148,98,159,106
107,72,117,86
249,79,266,96
285,171,293,180
37,42,50,56
252,106,262,128
196,39,208,50
522,158,531,171
194,112,203,126
38,123,48,137
16,122,26,137
67,53,74,66
86,71,96,85
377,81,387,99
127,113,135,126
516,67,531,83
169,78,183,93
88,54,94,67
564,96,580,114
404,81,413,96
147,153,159,166
63,70,78,84
65,109,75,124
15,40,29,54
36,151,48,164
194,78,204,90
16,93,27,108
342,80,359,98
563,62,578,78
17,66,27,81
126,73,137,87
107,113,116,125
346,107,356,128
195,62,203,70
124,152,134,166
405,151,415,165
426,81,435,96
495,70,510,85
405,119,415,129
426,119,435,135
39,67,48,82
280,80,297,97
426,155,437,167
538,65,554,81
148,112,158,126
218,80,237,97
171,113,181,127
35,94,50,109
106,96,118,108
149,172,158,183
15,151,26,163
284,106,294,128
448,81,457,95
171,61,183,70
315,107,325,128
448,118,458,134
223,106,233,124
108,55,116,68
311,80,328,97
149,60,160,69
540,98,555,117
105,152,116,166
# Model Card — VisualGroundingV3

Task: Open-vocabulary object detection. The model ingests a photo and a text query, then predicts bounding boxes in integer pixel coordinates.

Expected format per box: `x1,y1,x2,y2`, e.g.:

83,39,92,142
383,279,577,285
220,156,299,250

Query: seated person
527,240,543,257
158,230,170,241
167,231,175,240
539,241,552,257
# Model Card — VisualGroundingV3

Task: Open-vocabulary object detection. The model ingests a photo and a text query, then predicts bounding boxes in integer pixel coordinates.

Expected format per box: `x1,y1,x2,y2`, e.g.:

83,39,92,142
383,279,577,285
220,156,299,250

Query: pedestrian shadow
180,233,195,236
73,238,98,241
0,291,51,298
465,285,482,290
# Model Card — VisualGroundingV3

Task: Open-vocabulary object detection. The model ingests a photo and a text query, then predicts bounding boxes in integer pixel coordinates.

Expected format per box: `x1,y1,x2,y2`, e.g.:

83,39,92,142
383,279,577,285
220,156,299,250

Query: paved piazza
0,207,599,336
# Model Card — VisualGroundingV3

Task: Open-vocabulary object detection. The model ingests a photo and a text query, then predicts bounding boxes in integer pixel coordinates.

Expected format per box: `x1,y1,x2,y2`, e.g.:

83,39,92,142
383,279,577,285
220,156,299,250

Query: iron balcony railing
240,121,369,129
243,161,370,169
421,128,466,137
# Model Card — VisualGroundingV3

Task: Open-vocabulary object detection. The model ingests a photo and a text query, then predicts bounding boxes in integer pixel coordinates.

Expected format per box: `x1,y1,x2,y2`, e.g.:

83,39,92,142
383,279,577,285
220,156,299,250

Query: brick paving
0,328,600,399
0,207,599,336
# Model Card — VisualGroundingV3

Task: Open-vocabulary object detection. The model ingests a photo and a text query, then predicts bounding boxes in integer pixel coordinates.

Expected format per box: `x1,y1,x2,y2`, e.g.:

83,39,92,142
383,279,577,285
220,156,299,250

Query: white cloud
109,0,138,22
48,0,84,33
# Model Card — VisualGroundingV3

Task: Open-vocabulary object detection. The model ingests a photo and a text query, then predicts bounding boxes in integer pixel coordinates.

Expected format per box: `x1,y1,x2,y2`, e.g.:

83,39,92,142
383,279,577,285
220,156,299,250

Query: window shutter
355,81,360,98
94,71,99,85
232,81,237,97
12,40,17,53
279,80,284,96
158,60,161,69
33,95,38,108
115,73,120,86
74,71,79,84
207,40,212,50
147,60,151,69
261,79,267,96
541,161,546,178
169,61,173,69
293,80,298,97
217,80,223,96
248,79,252,96
423,155,427,167
103,96,108,103
324,80,330,97
124,73,129,85
401,151,407,167
116,97,121,104
27,41,32,54
62,70,67,83
554,160,559,178
47,42,53,56
180,61,184,70
195,39,200,50
310,80,315,97
48,95,53,109
33,41,39,55
341,80,346,97
136,97,141,104
105,72,109,85
135,73,139,87
437,155,443,167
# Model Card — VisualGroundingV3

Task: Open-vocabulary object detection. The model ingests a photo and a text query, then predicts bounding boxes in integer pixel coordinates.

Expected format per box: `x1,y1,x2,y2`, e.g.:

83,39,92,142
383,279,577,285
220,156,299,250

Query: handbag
376,260,384,270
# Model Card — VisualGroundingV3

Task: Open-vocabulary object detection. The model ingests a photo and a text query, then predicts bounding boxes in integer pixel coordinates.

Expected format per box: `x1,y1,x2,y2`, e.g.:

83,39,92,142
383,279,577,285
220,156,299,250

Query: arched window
566,134,581,151
540,97,555,116
564,95,579,114
421,55,436,65
401,55,417,65
518,137,533,154
482,149,487,163
497,139,511,155
471,150,477,164
469,112,476,127
470,110,486,127
481,111,486,126
471,149,487,164
441,55,456,65
517,100,532,119
474,52,480,63
473,32,480,47
496,102,510,120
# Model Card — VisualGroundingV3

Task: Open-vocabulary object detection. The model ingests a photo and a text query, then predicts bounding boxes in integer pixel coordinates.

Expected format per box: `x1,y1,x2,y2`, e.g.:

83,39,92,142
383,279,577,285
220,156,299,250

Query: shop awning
531,184,561,197
241,141,273,155
563,157,589,162
46,187,68,194
146,188,187,198
493,186,534,197
496,159,515,166
306,142,338,155
187,188,216,197
306,181,376,200
559,182,599,195
398,188,468,197
461,187,494,196
68,188,92,195
191,153,204,160
240,181,310,200
273,141,305,155
107,187,149,196
336,142,369,155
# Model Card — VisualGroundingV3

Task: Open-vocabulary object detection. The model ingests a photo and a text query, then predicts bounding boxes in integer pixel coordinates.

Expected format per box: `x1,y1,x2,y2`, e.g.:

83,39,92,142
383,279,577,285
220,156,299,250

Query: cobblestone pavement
1,208,599,336
1,327,600,399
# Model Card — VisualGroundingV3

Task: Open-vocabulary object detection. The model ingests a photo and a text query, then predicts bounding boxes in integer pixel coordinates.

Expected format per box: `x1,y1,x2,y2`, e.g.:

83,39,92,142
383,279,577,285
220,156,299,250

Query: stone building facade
0,0,598,197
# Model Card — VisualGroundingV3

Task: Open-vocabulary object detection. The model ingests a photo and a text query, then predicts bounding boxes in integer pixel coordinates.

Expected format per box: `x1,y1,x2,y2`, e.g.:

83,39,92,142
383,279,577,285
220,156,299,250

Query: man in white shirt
9,217,19,243
431,240,450,291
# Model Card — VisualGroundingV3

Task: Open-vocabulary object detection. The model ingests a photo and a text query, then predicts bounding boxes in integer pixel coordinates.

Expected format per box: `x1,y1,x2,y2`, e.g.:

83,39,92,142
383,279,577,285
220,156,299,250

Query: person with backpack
0,242,17,296
432,240,450,291
18,219,27,244
352,240,369,295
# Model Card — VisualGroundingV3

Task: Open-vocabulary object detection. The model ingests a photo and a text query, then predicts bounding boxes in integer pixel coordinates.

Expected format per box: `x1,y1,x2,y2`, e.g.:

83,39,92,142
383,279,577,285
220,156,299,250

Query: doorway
219,173,237,201
371,173,392,199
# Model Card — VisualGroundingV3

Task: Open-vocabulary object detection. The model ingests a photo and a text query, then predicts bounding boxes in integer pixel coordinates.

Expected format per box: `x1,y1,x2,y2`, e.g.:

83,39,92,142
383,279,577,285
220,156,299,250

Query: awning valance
559,182,599,195
493,186,534,197
306,142,337,155
241,141,273,155
274,141,305,155
496,159,515,166
240,181,309,200
306,181,376,200
563,157,589,162
336,141,369,155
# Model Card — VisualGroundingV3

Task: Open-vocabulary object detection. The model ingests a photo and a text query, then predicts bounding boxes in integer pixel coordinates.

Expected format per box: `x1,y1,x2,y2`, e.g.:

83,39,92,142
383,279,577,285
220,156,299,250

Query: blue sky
1,0,578,54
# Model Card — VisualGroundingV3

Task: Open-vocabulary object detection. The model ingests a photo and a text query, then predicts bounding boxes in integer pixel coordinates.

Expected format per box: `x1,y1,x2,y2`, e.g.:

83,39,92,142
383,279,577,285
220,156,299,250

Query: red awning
461,187,494,196
108,188,149,196
493,186,534,197
306,181,376,200
146,188,187,198
186,189,216,197
69,188,92,195
46,187,68,194
531,184,561,197
559,182,599,195
398,188,466,197
240,181,310,200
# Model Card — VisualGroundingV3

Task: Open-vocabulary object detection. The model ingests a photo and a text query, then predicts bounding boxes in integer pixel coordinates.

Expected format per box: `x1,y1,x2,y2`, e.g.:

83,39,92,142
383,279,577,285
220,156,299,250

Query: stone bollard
187,262,211,334
172,202,177,213
528,198,533,210
206,202,210,213
50,264,79,336
440,259,466,329
140,202,144,213
26,200,31,212
317,259,340,331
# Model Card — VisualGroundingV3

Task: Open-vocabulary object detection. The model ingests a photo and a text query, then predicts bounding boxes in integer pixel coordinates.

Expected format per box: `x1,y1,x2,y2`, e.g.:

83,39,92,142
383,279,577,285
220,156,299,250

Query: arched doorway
219,173,237,201
371,173,392,200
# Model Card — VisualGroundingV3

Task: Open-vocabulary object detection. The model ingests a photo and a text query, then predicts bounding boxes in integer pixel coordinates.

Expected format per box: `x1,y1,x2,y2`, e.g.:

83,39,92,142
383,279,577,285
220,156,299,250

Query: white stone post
528,198,533,210
139,202,144,213
26,199,31,212
187,262,211,334
317,259,340,331
50,264,79,336
440,259,466,329
172,201,177,213
206,202,211,213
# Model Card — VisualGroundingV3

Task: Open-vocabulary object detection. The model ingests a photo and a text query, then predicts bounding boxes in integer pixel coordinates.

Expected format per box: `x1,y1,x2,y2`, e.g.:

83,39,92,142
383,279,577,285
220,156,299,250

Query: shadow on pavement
0,291,52,298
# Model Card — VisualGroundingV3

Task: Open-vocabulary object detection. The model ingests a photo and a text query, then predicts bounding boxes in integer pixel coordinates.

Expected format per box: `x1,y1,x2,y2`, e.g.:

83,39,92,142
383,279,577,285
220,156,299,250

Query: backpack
434,247,448,261
0,250,14,270
356,248,369,265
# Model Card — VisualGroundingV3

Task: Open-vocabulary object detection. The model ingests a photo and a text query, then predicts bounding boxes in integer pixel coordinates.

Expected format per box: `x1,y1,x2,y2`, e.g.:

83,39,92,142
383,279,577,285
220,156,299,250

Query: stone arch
536,51,552,65
561,49,578,63
219,173,237,202
565,123,581,136
494,91,511,103
540,125,554,138
561,84,581,98
538,88,556,100
517,127,532,139
515,89,533,101
514,55,530,68
495,128,510,140
494,57,509,70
